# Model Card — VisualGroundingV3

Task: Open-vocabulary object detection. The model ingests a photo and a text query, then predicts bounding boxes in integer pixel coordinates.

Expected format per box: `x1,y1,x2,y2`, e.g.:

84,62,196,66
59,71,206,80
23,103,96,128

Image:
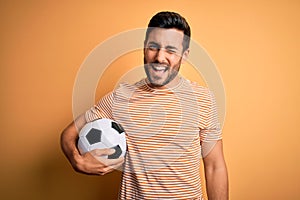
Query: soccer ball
77,118,127,159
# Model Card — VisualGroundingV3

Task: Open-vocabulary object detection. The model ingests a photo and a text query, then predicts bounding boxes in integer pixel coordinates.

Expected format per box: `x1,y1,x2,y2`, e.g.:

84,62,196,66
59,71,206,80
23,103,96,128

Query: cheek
144,51,155,62
170,55,182,65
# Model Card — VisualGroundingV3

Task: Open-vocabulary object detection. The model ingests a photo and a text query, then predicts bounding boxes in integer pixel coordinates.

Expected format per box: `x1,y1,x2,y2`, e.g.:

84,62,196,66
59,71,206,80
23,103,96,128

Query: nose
155,48,167,63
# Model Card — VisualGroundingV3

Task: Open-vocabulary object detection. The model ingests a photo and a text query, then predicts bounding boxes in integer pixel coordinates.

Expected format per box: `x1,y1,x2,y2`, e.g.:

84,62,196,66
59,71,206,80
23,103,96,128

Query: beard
144,57,181,88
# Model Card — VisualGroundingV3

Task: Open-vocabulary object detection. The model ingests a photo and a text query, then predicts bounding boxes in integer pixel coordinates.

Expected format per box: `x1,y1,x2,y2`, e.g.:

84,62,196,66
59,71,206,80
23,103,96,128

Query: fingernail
109,148,116,154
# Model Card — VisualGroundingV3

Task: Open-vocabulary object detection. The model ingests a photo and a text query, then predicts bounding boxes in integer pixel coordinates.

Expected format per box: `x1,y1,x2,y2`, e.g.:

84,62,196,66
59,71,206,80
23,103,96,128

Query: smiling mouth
151,64,168,72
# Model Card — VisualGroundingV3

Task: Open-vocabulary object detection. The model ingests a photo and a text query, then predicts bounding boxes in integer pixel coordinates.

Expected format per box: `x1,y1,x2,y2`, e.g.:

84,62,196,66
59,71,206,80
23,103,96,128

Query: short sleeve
199,89,222,157
85,92,114,123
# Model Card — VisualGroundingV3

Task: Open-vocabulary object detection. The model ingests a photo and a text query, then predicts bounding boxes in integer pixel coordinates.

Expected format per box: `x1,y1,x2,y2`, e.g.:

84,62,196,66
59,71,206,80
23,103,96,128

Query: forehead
146,28,184,48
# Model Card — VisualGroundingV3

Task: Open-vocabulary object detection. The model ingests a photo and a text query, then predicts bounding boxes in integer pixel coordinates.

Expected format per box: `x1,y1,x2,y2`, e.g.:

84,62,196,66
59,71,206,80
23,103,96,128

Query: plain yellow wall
1,1,299,199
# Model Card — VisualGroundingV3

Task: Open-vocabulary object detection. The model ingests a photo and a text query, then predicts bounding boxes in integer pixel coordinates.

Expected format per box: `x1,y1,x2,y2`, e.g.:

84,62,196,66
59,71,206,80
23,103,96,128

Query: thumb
107,148,116,155
92,148,115,156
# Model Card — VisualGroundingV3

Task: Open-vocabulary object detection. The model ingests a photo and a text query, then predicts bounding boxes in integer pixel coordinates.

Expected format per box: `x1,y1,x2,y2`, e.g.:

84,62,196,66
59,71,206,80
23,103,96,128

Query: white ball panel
78,122,93,137
77,118,127,159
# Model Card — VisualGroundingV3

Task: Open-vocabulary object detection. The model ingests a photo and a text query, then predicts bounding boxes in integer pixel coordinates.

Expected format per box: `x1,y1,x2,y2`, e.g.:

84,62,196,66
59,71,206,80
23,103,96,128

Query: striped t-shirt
85,77,222,199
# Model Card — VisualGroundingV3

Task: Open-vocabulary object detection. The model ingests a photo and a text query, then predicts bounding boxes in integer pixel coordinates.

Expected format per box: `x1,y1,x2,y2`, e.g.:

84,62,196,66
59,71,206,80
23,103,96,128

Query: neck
146,76,181,89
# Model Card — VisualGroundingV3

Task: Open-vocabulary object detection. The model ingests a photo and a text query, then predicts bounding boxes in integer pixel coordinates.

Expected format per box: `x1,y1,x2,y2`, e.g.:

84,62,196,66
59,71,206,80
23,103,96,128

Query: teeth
153,66,166,71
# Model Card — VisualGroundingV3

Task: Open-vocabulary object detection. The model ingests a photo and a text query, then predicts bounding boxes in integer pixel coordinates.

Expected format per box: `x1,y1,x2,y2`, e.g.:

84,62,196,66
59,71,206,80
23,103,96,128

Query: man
61,11,228,199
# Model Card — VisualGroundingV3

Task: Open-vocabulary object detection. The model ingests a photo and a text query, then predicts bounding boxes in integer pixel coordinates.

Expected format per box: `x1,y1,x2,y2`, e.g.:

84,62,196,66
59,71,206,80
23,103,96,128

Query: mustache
143,58,169,67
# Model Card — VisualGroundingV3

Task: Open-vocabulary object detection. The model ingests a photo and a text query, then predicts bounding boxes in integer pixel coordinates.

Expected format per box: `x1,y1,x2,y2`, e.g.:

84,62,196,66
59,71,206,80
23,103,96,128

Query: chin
150,82,165,87
148,78,171,88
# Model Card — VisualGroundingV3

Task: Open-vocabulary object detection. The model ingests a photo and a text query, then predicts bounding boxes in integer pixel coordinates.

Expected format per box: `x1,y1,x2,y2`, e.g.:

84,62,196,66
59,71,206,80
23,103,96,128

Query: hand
72,148,125,176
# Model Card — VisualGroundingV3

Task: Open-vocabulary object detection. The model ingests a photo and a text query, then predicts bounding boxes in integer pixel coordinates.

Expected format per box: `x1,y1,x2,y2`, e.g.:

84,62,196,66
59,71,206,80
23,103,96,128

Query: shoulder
113,79,145,98
181,78,213,98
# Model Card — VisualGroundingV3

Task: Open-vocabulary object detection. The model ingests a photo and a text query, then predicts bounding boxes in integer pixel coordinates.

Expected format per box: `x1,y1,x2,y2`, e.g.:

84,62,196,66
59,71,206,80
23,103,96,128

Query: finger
110,161,125,171
99,167,114,175
90,155,124,169
103,156,124,166
93,157,124,175
91,148,115,157
100,162,124,175
95,157,124,170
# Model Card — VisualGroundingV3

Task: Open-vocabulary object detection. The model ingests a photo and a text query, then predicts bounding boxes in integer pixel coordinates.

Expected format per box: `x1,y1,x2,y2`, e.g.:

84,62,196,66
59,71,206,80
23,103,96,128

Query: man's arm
60,114,124,175
202,140,228,200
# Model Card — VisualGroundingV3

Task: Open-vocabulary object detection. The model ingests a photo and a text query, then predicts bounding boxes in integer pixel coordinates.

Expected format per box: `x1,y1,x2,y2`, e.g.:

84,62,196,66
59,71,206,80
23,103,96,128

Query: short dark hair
145,11,191,51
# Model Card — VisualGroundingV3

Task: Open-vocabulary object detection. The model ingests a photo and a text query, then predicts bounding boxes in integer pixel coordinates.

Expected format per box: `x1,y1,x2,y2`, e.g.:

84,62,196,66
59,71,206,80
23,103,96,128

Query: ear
181,48,190,64
143,40,147,55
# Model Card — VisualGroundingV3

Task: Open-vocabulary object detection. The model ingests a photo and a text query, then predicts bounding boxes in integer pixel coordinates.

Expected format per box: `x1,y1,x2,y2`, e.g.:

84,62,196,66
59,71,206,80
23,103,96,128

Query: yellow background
1,0,299,199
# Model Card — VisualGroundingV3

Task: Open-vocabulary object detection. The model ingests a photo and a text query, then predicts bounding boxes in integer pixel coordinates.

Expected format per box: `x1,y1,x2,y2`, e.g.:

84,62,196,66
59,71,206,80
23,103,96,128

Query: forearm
60,114,87,170
202,140,228,200
60,125,80,165
205,165,228,200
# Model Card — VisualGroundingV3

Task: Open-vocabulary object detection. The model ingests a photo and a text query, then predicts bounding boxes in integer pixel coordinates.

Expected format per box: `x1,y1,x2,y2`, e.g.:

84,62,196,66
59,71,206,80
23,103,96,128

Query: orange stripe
85,78,221,199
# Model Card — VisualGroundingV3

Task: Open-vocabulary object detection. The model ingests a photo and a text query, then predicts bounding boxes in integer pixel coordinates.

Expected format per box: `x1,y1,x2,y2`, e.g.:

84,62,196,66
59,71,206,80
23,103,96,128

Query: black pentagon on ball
108,145,122,159
111,121,125,134
86,128,102,145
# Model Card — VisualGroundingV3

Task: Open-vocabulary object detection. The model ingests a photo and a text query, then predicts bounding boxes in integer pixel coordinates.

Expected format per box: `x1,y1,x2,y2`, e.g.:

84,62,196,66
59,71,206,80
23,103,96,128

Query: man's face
144,28,189,88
